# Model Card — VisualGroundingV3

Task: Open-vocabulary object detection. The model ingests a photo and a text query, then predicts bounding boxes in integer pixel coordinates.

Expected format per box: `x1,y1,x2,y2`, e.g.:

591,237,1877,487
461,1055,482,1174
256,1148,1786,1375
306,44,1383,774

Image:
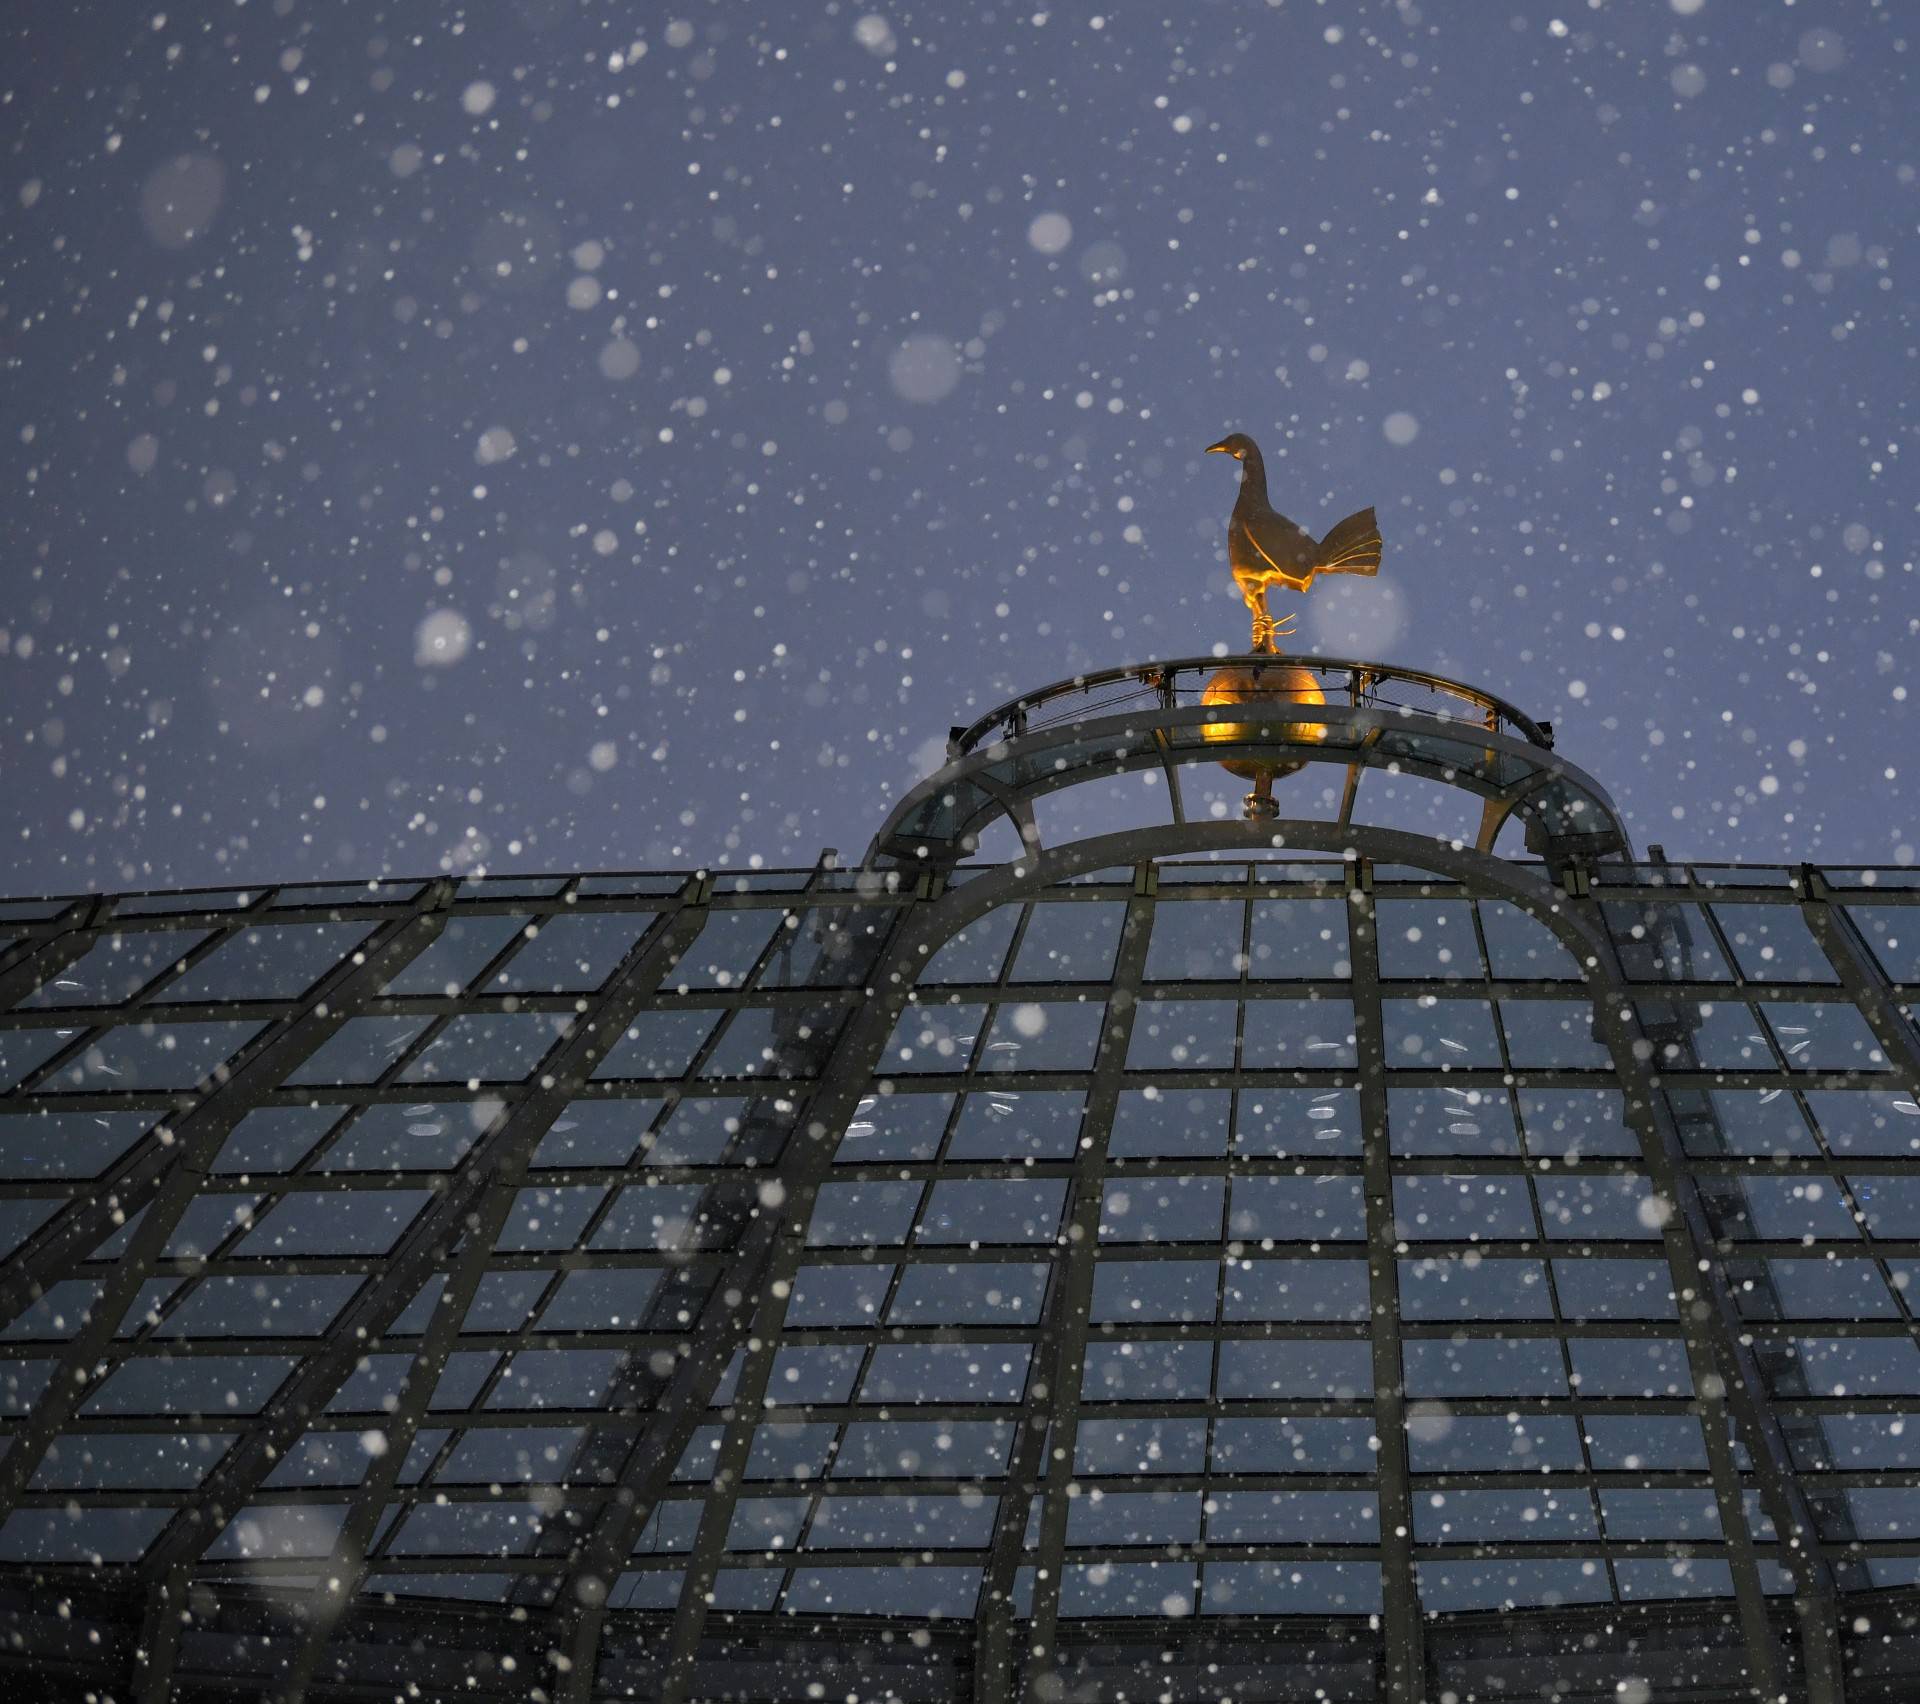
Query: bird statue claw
1250,609,1298,654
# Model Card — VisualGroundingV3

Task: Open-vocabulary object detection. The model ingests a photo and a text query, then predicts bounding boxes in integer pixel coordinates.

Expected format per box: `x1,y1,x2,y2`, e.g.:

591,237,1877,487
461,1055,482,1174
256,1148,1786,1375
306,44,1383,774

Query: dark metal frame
0,664,1915,1701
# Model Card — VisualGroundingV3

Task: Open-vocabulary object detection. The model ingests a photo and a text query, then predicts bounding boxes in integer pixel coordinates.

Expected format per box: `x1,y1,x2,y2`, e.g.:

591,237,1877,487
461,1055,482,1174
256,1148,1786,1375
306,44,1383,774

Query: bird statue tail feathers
1315,507,1382,578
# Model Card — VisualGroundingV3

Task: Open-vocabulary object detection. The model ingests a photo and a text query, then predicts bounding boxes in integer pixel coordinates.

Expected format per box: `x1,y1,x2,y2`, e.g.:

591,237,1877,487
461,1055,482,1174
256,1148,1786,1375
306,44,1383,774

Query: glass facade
1,660,1917,1701
0,858,1915,1700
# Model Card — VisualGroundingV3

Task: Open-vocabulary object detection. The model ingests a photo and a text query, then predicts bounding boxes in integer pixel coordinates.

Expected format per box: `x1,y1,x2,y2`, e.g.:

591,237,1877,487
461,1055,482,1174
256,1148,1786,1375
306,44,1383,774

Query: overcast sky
2,0,1913,893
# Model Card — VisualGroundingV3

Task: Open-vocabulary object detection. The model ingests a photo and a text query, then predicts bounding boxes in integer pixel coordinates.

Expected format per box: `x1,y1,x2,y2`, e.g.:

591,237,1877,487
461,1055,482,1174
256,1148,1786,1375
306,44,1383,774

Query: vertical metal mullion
1536,1222,1609,1592
0,882,459,1522
1018,886,1155,1701
251,897,713,1704
1584,904,1827,1703
1345,860,1423,1704
547,895,928,1702
1801,876,1920,1088
660,907,1035,1703
0,899,452,1335
968,893,1097,1699
131,1563,191,1704
646,1167,881,1692
0,897,109,1007
970,899,1069,1700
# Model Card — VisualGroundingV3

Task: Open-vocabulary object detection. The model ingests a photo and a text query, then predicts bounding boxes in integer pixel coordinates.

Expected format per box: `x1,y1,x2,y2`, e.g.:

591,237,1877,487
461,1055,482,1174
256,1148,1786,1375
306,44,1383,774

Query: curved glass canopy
867,656,1628,870
0,678,1915,1704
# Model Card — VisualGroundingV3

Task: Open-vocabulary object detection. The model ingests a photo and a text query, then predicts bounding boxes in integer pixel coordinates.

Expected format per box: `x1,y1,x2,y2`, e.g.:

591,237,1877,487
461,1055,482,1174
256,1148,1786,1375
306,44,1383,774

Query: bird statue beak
1204,440,1232,455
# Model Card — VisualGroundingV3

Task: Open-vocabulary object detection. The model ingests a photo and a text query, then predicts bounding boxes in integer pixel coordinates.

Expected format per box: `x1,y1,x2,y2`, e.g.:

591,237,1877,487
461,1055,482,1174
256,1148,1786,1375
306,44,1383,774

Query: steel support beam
1800,871,1920,1089
1345,867,1425,1704
260,900,715,1703
0,883,458,1521
132,1565,190,1704
1586,899,1842,1703
545,904,918,1701
0,896,108,1010
131,897,704,1592
1016,892,1156,1702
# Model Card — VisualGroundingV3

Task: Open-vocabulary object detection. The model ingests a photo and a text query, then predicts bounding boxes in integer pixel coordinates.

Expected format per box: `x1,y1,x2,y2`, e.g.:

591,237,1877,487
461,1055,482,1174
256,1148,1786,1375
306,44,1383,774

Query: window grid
0,864,1915,1701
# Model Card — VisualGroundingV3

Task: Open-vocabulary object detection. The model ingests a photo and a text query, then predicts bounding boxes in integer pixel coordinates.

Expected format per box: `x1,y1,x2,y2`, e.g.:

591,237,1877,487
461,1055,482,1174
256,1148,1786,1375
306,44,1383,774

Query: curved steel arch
552,818,1839,1704
867,697,1630,871
945,654,1554,755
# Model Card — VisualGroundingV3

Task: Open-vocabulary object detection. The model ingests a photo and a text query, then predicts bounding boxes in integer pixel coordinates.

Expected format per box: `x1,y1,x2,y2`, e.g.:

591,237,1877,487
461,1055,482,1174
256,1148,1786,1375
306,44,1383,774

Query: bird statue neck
1236,446,1271,505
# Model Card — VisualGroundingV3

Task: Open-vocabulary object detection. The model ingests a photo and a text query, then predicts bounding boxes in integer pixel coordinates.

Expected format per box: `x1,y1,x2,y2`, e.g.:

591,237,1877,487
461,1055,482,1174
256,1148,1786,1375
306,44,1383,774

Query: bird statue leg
1247,589,1298,654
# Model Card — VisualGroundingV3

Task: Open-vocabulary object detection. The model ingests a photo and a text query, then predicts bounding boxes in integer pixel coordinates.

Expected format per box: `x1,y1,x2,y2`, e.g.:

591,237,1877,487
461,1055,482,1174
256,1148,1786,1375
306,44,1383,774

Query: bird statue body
1206,432,1382,651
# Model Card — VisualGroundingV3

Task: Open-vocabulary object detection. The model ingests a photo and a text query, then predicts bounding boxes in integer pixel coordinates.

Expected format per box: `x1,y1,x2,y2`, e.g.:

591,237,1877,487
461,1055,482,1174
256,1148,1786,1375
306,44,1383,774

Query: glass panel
590,1010,721,1079
1393,1176,1536,1241
401,1013,574,1083
236,1191,434,1257
757,909,890,989
1381,998,1502,1068
162,922,374,1001
979,1001,1104,1071
1535,1174,1660,1241
20,930,208,1007
1399,1257,1553,1318
381,914,527,996
945,1091,1082,1159
491,915,641,991
1009,902,1124,983
0,1028,72,1091
918,908,1018,985
863,1345,1031,1405
1804,1089,1920,1155
1222,1259,1368,1322
286,1016,431,1085
1849,907,1919,982
1217,1340,1370,1400
1477,902,1582,980
806,1182,920,1247
1388,1086,1519,1156
1227,1177,1364,1242
51,1021,265,1093
532,1100,663,1168
888,1264,1047,1326
1127,1000,1236,1069
321,1102,483,1170
1606,903,1734,981
1712,904,1837,984
1376,900,1485,980
1092,1259,1216,1323
1247,899,1351,978
1241,998,1357,1068
1144,903,1244,981
918,1179,1064,1244
834,1092,953,1162
213,1105,344,1175
1100,1176,1224,1242
1671,1088,1816,1156
1553,1259,1675,1319
1108,1088,1230,1157
1407,1413,1582,1472
1236,1088,1362,1156
1518,1089,1639,1158
677,911,782,989
1763,1002,1889,1073
1499,1001,1611,1069
881,1001,985,1074
0,1110,157,1179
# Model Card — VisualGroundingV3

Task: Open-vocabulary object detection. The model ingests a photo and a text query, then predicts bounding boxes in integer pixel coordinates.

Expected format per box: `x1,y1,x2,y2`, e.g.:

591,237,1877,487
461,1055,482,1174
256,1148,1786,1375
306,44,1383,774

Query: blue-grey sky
2,0,1913,892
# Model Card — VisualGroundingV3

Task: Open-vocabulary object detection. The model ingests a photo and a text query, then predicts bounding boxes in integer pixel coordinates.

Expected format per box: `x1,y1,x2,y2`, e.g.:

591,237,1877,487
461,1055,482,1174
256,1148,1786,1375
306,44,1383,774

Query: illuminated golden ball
1199,663,1328,780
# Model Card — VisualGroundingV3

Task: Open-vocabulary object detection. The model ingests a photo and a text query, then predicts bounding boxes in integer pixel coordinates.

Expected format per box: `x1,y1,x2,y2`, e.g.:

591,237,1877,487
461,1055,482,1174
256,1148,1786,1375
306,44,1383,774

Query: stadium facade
0,654,1916,1703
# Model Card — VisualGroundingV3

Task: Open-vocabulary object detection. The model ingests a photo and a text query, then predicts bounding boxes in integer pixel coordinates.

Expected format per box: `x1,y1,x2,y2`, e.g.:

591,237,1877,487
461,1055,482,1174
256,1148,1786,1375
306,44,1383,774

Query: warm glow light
1200,663,1329,776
